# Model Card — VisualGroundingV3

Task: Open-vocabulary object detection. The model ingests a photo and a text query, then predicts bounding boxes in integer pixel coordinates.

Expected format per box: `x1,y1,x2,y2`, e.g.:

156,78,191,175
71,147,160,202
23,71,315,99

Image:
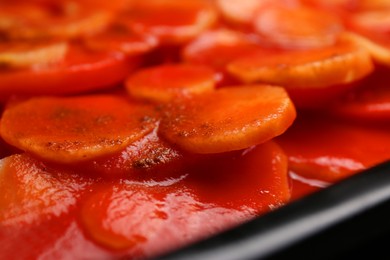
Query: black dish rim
157,160,390,260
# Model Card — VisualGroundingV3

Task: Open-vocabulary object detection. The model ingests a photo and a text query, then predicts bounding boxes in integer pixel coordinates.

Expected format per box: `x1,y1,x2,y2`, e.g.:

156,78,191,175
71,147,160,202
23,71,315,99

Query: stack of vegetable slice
0,0,389,259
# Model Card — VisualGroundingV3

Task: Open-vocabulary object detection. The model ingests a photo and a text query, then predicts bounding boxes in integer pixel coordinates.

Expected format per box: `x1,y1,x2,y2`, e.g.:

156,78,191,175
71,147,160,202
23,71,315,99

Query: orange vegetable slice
0,95,159,163
227,40,374,88
120,0,218,44
330,69,390,121
125,64,216,103
276,114,390,183
216,0,265,26
253,5,344,50
77,129,186,179
347,9,390,35
78,141,290,256
340,32,390,66
159,85,296,154
0,40,68,68
0,43,137,97
84,24,158,56
0,153,90,226
0,2,113,40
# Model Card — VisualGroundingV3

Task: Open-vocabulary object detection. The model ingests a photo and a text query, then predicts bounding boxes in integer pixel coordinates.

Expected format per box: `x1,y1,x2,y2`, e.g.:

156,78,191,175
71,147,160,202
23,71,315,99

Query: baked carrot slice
0,95,159,163
228,40,373,87
227,40,374,108
84,24,158,57
76,129,187,179
78,141,290,256
330,68,390,121
159,85,296,154
0,40,68,68
0,43,137,98
182,29,263,85
216,0,265,26
0,153,91,226
0,1,113,40
340,32,390,66
253,4,344,50
125,64,216,103
276,114,390,183
347,9,390,35
119,0,218,45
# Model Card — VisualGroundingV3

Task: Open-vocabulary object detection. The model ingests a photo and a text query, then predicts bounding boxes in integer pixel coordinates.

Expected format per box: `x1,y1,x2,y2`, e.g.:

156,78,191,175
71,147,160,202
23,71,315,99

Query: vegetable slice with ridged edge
0,95,159,163
159,85,296,154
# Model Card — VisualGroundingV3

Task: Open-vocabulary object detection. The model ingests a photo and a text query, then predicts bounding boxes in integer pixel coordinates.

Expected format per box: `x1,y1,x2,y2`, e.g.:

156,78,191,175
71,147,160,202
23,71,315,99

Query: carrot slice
125,64,216,103
216,0,266,26
0,40,68,68
276,114,390,183
0,154,90,226
0,43,137,97
0,1,113,40
182,29,262,85
347,9,390,35
253,5,344,50
84,24,158,56
227,40,374,88
76,129,187,179
120,0,218,44
159,85,296,154
78,141,290,256
0,95,159,163
330,68,390,121
340,32,390,66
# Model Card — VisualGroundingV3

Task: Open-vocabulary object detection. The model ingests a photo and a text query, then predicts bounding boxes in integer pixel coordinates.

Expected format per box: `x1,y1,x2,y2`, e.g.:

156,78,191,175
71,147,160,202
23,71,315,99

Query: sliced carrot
76,129,187,180
330,68,390,121
120,0,218,45
0,153,90,225
276,114,390,183
84,24,158,56
125,64,216,103
0,2,113,40
0,95,159,163
0,43,137,97
216,0,266,26
253,5,344,50
78,141,290,256
340,32,390,66
227,40,374,88
182,29,263,86
159,85,296,154
0,40,68,69
347,9,390,35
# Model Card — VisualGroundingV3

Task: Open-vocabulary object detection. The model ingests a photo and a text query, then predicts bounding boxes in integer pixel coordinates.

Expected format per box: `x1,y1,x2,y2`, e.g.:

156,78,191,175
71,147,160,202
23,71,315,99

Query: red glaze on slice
276,114,390,183
78,141,290,258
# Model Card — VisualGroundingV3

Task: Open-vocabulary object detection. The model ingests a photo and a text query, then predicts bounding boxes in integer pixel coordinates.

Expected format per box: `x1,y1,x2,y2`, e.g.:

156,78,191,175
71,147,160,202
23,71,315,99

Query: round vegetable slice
0,40,68,69
276,114,390,183
84,24,158,56
78,141,290,257
253,4,344,50
182,29,262,85
216,0,266,26
0,95,159,163
330,69,390,121
0,43,137,97
0,153,90,226
76,129,187,179
228,39,373,88
120,0,218,45
0,2,113,40
159,85,296,154
125,63,216,103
